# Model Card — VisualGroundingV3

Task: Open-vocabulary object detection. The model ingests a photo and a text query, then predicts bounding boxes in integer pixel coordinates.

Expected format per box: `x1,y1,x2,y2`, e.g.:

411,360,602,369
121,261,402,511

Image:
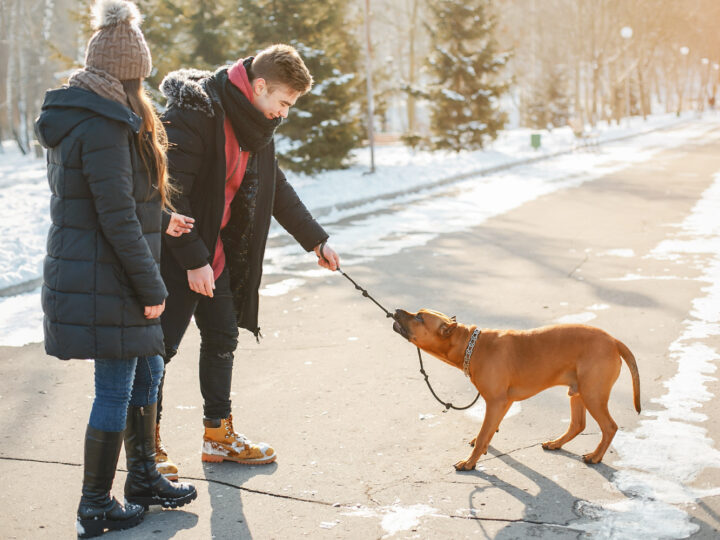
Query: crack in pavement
0,454,346,507
447,513,585,532
0,453,587,532
567,254,589,278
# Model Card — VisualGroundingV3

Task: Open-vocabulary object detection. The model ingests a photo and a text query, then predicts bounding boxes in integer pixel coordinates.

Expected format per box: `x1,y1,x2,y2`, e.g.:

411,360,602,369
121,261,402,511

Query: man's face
252,78,301,120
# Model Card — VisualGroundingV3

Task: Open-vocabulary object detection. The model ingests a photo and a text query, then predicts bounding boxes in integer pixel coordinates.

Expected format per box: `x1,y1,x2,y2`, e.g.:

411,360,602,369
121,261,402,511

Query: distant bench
568,117,599,148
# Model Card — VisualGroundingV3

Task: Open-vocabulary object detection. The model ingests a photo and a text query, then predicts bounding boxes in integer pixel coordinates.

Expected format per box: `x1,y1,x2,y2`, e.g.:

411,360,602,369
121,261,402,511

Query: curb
0,277,42,298
309,117,698,220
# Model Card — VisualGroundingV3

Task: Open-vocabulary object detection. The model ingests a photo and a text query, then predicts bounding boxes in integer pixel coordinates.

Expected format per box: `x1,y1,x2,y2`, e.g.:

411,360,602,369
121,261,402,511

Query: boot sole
126,487,197,510
77,511,143,538
201,452,277,465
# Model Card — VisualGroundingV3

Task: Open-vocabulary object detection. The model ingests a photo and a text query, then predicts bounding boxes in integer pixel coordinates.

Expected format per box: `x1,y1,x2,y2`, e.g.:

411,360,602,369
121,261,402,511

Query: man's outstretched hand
314,242,339,271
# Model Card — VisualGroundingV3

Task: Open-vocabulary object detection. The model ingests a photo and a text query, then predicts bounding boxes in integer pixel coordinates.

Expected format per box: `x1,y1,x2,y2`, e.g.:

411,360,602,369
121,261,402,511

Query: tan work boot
154,423,179,481
201,415,277,465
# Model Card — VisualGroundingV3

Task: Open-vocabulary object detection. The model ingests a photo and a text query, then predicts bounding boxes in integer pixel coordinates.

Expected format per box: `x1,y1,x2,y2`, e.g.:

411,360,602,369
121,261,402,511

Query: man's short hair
249,44,313,95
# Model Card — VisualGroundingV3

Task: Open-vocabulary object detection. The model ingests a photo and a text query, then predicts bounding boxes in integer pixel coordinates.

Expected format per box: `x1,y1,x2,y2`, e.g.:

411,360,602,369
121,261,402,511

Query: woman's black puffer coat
35,86,167,360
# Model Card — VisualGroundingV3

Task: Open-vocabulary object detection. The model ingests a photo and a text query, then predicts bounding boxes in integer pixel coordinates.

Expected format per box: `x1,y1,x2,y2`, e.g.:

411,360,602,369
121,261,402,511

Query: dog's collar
463,328,481,378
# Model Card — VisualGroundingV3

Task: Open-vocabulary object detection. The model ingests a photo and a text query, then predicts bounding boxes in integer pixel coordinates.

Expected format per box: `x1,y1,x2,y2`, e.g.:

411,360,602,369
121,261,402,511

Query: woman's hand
166,212,195,237
144,300,166,319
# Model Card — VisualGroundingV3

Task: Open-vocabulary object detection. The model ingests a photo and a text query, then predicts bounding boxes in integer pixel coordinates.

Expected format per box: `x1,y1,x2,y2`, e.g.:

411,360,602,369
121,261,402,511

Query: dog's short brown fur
393,309,640,470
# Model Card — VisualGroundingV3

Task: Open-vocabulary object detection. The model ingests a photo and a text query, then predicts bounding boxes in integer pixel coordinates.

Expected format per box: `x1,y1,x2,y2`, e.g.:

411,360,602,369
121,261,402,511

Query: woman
35,1,196,537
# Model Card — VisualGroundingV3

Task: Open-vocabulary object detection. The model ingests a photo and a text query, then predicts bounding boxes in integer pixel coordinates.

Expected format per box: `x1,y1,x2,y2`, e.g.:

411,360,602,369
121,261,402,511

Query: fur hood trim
160,69,215,117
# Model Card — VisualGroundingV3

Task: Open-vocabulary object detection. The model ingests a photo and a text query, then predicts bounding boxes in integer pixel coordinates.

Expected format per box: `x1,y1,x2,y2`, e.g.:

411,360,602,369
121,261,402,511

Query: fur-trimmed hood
160,68,216,117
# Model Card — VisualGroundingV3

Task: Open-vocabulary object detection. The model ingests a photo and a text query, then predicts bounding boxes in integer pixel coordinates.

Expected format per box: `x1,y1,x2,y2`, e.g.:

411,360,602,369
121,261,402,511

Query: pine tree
237,0,363,174
139,0,246,90
524,63,570,129
423,0,509,152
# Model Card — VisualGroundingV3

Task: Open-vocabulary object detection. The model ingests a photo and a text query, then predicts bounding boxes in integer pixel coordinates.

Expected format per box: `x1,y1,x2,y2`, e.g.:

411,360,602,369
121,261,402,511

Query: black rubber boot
77,426,144,538
124,403,197,509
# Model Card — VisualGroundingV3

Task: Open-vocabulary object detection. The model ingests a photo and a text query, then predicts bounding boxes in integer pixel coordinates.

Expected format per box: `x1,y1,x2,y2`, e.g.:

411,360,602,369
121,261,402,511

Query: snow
466,400,522,422
440,88,466,102
0,141,48,291
309,72,355,96
342,503,440,537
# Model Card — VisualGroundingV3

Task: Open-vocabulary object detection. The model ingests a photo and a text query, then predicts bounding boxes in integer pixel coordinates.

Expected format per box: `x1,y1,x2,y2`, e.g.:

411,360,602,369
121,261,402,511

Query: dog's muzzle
392,309,410,339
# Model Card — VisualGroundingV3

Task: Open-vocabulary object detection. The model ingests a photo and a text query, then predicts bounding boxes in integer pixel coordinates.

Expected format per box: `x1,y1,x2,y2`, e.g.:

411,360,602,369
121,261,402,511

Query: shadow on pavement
460,446,615,538
128,508,199,539
201,460,279,539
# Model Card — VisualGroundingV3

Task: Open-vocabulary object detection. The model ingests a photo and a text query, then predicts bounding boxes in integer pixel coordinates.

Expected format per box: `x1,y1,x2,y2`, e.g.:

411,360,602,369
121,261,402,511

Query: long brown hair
122,79,175,210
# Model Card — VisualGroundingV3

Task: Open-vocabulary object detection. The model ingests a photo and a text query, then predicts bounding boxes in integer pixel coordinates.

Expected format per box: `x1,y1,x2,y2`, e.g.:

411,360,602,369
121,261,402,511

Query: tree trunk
5,0,18,150
636,63,647,120
573,1,583,124
16,0,29,154
406,0,418,134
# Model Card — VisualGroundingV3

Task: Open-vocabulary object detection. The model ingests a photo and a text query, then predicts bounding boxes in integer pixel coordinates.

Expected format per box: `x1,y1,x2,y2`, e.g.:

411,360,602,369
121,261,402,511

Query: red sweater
211,61,253,280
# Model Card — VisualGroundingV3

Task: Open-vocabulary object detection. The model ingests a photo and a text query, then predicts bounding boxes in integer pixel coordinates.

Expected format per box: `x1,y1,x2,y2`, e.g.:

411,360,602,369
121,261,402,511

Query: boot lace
224,415,250,445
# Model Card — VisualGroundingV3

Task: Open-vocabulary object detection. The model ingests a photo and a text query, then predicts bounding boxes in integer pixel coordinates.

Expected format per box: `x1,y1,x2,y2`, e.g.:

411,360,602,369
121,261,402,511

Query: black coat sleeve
81,120,167,306
161,107,212,269
272,160,328,252
161,209,171,237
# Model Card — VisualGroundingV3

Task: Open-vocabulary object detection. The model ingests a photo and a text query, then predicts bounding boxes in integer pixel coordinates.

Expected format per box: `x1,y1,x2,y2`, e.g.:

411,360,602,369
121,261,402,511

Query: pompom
91,0,142,29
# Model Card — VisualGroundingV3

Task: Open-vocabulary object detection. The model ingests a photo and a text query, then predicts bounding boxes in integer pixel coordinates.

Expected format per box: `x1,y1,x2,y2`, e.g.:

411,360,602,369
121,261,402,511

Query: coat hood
34,86,142,149
160,68,217,117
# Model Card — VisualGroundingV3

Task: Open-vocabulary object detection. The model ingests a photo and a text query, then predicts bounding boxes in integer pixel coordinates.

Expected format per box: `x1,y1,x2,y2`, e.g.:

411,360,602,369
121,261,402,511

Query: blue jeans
89,355,164,432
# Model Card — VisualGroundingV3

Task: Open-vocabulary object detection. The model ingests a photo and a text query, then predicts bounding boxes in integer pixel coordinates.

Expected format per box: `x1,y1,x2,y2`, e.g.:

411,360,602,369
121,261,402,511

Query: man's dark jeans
158,267,239,421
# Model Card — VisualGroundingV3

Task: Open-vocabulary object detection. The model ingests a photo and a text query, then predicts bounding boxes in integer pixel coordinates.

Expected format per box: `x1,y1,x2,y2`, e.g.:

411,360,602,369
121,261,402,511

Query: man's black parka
35,87,167,360
159,68,328,337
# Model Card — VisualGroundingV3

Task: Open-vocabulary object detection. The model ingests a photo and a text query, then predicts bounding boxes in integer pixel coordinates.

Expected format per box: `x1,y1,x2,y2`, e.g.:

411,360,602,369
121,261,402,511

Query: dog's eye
416,314,423,322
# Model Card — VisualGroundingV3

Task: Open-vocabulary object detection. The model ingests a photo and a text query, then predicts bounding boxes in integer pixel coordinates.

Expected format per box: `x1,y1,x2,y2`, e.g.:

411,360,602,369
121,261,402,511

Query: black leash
318,241,481,411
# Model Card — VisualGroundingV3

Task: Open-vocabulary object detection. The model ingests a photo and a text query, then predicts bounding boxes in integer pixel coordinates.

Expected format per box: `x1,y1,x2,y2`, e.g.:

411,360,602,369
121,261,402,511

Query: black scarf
208,60,281,153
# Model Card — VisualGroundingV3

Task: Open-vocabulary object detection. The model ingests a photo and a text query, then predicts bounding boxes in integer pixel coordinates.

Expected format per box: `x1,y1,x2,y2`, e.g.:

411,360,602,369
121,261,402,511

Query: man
156,44,340,478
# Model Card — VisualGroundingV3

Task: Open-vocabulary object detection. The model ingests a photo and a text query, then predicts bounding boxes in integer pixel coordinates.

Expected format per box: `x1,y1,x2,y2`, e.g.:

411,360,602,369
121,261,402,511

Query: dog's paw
453,459,476,471
542,441,560,451
582,453,602,464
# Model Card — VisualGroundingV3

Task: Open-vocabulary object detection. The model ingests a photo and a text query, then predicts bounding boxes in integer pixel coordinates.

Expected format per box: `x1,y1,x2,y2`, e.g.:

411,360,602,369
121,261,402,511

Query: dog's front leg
454,398,511,471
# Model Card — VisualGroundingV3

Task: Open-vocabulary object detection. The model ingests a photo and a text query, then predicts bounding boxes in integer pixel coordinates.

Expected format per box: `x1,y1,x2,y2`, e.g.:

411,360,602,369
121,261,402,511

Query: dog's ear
451,315,457,322
440,321,458,338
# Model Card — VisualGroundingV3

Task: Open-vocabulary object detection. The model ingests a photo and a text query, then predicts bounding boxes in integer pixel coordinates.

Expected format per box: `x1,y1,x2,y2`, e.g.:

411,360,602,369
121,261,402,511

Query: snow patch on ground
598,248,635,258
572,169,720,538
555,303,609,325
342,503,440,537
260,278,306,297
465,400,522,422
608,274,685,281
0,141,49,291
0,288,43,347
556,312,597,324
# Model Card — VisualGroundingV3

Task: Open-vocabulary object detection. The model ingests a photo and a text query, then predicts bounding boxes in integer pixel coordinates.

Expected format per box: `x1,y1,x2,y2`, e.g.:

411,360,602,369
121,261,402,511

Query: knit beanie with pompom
84,0,152,80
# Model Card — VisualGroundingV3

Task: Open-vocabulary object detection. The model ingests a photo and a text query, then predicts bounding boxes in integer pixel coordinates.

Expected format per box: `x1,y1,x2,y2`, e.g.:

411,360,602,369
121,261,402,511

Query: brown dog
393,309,640,470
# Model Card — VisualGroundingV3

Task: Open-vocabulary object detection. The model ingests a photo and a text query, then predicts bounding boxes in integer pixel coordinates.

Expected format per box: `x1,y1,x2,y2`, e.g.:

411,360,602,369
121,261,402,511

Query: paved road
2,126,720,539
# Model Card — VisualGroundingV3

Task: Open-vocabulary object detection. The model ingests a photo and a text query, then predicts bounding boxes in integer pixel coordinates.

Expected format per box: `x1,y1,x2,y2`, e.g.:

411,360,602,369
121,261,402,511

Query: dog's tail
616,339,641,413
